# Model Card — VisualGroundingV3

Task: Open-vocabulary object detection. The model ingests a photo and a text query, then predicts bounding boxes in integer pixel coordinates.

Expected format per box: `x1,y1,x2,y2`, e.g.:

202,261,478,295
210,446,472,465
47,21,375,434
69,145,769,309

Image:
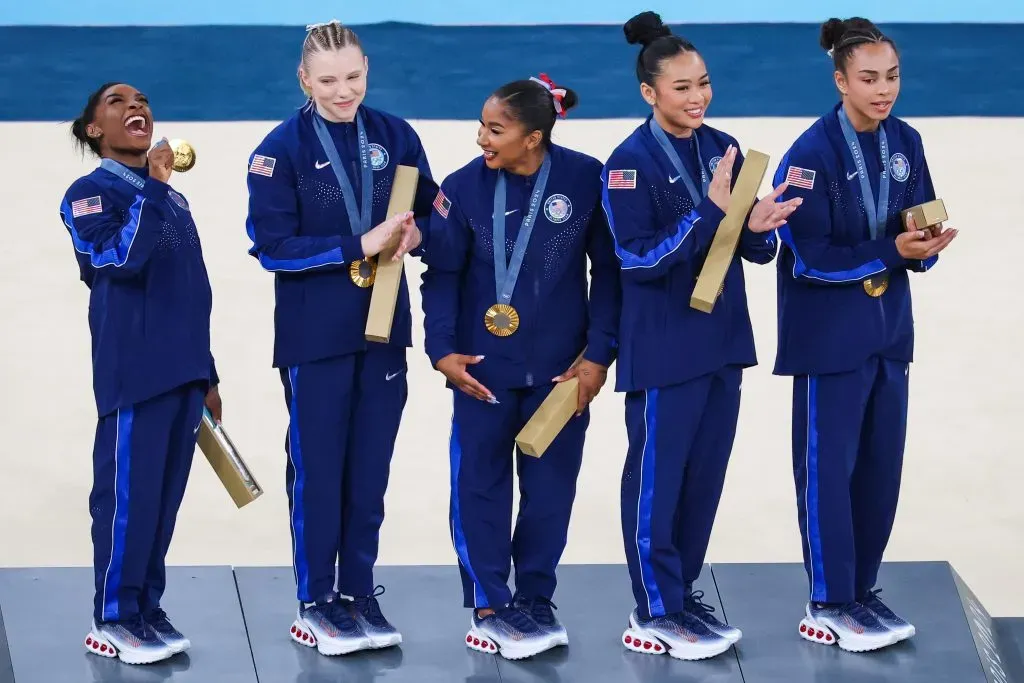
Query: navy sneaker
290,593,372,656
85,613,176,665
145,607,191,653
513,594,567,646
623,608,733,661
352,585,402,648
799,601,900,652
684,590,742,644
859,589,915,642
466,605,558,660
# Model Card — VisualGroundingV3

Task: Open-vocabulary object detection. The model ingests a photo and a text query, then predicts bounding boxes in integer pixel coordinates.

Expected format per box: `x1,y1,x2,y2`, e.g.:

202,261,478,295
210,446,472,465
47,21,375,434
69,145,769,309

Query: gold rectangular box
690,149,770,314
515,377,580,458
196,411,263,509
366,165,420,344
902,199,947,230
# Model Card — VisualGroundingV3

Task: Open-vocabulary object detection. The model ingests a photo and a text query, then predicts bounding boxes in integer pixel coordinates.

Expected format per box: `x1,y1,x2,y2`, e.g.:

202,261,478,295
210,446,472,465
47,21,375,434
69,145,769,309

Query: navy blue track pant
621,365,742,620
792,356,909,605
280,346,408,604
90,381,206,624
448,385,588,609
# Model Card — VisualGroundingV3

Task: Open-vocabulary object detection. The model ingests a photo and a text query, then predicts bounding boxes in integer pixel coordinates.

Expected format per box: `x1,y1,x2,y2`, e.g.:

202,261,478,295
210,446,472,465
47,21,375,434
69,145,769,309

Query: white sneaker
85,617,176,665
289,595,373,656
622,609,733,661
799,602,901,652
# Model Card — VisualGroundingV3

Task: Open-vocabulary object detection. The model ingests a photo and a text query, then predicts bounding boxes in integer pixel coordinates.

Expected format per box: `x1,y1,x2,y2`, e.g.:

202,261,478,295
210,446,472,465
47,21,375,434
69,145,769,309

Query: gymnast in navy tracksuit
60,82,221,665
421,75,620,659
244,21,437,655
601,13,800,661
774,18,958,652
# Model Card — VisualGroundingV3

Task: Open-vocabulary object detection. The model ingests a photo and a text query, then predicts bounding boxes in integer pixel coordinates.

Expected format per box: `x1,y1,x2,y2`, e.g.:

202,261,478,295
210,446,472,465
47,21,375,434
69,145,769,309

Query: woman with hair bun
421,73,621,660
601,11,800,661
773,16,957,653
60,82,222,665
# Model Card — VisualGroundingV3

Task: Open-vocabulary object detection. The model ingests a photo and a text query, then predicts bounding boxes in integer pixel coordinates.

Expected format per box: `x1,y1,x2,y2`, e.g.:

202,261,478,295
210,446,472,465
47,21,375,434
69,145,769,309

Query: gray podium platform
0,562,1020,682
0,566,257,683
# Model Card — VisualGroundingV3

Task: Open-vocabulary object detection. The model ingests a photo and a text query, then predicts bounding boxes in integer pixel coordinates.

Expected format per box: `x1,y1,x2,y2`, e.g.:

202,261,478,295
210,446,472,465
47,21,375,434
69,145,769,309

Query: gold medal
863,273,889,297
484,303,520,337
168,139,196,172
349,258,377,288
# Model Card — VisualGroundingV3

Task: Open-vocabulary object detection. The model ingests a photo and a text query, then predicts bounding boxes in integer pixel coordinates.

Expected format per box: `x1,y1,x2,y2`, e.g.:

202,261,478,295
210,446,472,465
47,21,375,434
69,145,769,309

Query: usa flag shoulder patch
249,154,276,178
71,195,103,218
785,166,816,190
433,188,452,218
607,169,637,190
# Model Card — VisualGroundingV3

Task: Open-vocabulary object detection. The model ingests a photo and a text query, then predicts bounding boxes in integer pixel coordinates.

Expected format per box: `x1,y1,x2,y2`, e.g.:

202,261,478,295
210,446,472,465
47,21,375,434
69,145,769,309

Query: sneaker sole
798,617,900,653
466,625,557,660
85,630,175,665
290,618,372,656
624,614,732,661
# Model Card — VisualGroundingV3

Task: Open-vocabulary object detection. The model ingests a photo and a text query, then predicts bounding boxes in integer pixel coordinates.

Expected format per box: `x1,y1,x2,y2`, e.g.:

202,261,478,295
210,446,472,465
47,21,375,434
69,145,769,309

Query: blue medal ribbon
99,158,146,190
649,118,708,206
838,106,890,240
312,109,374,236
492,152,552,306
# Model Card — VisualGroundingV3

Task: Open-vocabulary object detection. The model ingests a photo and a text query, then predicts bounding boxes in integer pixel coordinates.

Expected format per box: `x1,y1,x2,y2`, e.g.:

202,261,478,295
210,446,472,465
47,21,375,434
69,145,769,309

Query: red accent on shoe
825,634,833,642
654,644,662,652
624,636,632,644
466,635,473,643
800,624,807,633
816,631,823,639
643,641,652,650
473,638,480,646
92,641,99,650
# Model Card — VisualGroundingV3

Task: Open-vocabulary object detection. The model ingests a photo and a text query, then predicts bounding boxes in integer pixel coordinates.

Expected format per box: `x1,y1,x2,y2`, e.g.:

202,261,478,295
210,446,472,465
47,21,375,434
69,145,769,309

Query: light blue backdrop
2,0,1021,25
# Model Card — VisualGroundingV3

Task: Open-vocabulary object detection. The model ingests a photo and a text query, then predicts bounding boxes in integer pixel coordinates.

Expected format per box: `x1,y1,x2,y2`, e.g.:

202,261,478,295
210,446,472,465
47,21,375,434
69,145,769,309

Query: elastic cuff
141,177,170,201
339,235,365,264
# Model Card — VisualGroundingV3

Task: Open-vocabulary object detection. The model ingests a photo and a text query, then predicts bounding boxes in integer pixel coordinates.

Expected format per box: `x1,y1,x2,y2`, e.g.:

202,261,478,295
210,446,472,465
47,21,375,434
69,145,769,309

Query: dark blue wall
3,23,1021,121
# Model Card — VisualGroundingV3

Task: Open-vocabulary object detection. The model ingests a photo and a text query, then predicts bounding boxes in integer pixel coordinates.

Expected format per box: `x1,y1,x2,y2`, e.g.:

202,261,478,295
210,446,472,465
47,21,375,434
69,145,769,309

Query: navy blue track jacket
59,163,217,417
245,101,438,369
421,144,621,390
601,116,777,393
773,103,939,377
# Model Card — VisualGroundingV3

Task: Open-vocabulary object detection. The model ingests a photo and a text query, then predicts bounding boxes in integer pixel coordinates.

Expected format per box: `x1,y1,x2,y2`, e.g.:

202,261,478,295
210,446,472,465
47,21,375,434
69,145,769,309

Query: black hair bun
819,18,846,51
560,87,579,113
624,11,671,47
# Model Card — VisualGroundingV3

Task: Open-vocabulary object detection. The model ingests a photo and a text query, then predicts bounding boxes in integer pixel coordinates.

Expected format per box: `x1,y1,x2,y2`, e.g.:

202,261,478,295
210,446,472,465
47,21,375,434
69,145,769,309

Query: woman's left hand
205,385,223,424
553,358,608,416
747,182,803,233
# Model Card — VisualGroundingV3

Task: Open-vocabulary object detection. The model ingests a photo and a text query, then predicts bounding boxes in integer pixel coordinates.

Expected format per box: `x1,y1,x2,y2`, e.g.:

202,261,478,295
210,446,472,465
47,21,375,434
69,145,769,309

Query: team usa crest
889,153,910,182
369,143,389,171
709,156,723,174
544,194,572,223
168,191,190,211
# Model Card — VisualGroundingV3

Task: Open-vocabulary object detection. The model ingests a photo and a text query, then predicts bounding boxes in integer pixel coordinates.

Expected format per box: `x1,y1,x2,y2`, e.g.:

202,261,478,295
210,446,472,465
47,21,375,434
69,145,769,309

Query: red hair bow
530,73,569,118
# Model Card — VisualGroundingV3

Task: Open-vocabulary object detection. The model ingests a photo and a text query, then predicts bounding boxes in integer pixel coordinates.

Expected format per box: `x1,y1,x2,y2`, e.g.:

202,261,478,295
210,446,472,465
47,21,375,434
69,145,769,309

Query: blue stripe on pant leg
448,417,488,609
805,377,827,602
635,389,665,617
287,366,311,602
101,407,133,622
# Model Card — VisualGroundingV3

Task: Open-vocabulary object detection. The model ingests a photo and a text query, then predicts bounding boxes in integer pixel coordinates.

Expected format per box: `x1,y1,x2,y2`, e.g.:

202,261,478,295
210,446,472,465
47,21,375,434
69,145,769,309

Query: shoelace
670,610,716,636
320,598,358,630
861,589,897,618
518,596,558,627
146,608,174,631
684,591,719,618
496,605,540,634
121,613,158,642
843,600,882,627
353,586,389,628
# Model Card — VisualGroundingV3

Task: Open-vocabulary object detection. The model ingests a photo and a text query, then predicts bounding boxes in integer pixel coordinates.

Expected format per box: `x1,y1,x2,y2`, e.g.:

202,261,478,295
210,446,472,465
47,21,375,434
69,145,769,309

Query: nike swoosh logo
194,422,201,434
386,369,406,381
669,175,681,184
505,209,517,216
847,171,858,180
315,160,331,169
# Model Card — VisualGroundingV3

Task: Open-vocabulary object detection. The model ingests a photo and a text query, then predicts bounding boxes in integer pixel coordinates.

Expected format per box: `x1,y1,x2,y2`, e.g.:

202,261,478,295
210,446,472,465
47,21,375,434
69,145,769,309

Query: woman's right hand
707,145,738,213
148,139,174,183
360,211,414,258
436,353,496,403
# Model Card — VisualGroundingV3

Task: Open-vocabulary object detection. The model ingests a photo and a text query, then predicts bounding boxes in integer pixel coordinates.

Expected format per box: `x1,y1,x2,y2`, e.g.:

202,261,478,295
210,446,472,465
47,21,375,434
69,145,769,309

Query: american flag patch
71,195,102,217
433,188,451,218
249,154,276,177
607,169,637,189
785,166,816,190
